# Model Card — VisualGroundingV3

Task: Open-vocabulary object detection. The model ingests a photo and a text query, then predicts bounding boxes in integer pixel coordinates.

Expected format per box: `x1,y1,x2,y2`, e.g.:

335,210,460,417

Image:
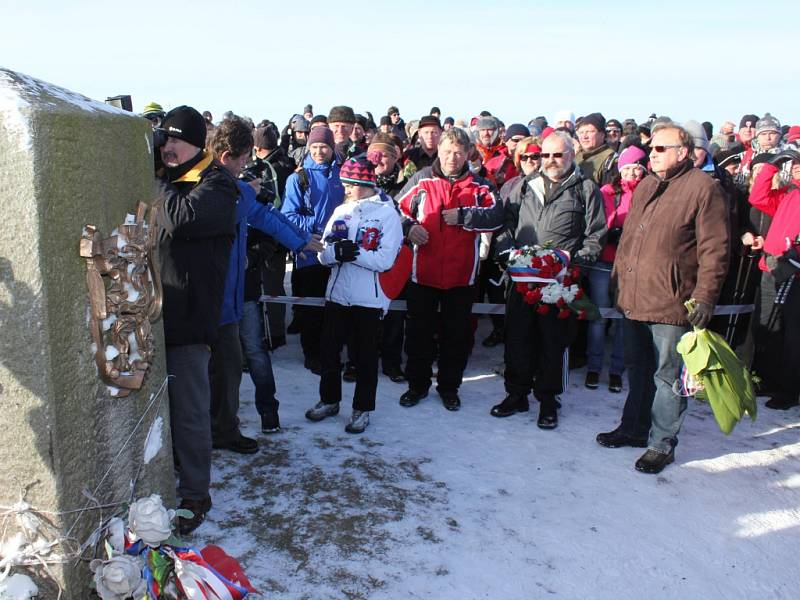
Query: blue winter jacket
220,181,310,326
280,154,344,269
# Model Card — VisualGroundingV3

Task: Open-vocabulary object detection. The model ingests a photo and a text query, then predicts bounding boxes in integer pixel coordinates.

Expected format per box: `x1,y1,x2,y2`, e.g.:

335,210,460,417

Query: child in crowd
304,156,402,433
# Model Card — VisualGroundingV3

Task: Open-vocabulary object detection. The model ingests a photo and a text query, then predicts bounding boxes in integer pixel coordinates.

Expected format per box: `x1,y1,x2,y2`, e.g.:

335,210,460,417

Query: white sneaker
305,401,339,422
345,410,370,434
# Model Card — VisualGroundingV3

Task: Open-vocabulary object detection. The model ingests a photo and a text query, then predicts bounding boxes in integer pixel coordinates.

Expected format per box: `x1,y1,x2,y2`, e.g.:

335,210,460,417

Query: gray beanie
756,113,781,136
684,120,709,152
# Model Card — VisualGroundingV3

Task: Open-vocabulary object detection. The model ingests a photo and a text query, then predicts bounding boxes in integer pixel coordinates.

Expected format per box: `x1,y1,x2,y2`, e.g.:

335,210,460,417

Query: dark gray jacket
494,165,607,262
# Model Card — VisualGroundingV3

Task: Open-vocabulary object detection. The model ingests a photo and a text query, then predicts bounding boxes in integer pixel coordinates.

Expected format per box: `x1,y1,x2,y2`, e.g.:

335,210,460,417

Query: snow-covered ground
196,318,800,600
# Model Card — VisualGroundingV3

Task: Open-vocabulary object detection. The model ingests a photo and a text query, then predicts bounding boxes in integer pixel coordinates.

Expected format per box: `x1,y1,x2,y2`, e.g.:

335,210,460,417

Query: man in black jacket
493,130,607,429
241,124,297,348
156,105,239,535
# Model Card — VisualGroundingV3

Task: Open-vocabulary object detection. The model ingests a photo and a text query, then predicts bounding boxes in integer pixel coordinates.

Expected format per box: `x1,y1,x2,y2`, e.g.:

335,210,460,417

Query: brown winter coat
612,160,730,326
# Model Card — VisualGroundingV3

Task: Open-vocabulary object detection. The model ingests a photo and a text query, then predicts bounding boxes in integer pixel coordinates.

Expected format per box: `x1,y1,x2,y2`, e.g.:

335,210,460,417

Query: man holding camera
155,105,239,534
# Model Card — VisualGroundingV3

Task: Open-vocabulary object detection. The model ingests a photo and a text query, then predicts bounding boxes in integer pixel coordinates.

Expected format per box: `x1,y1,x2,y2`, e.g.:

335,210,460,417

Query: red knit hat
788,125,800,143
339,156,376,187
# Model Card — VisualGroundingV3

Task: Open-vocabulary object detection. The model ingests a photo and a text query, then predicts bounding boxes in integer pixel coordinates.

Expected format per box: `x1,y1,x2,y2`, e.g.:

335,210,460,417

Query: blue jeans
239,301,278,416
622,319,689,453
587,263,624,375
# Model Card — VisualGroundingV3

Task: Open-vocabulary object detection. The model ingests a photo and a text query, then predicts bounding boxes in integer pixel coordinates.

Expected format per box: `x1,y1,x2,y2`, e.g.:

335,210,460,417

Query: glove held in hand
334,239,359,263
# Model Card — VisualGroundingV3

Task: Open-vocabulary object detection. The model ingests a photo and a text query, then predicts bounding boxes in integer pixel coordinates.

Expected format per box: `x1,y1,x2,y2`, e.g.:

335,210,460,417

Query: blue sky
2,0,798,130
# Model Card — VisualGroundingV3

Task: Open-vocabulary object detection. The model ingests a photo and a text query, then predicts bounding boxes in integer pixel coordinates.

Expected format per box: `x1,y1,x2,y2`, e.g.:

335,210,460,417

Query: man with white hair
493,130,606,429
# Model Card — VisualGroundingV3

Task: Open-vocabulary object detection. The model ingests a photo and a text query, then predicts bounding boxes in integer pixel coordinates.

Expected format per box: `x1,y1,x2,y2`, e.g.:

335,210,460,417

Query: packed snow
194,317,800,600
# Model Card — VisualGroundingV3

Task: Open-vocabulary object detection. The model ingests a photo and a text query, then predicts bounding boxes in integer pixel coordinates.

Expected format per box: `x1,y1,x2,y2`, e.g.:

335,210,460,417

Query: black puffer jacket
495,166,607,262
156,151,238,346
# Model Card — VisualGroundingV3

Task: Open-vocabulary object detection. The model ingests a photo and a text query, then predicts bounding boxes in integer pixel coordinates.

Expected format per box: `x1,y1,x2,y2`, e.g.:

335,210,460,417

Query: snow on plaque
79,202,162,397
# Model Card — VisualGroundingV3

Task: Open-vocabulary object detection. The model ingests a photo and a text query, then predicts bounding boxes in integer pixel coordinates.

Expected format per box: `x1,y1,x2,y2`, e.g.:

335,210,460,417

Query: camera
153,128,167,149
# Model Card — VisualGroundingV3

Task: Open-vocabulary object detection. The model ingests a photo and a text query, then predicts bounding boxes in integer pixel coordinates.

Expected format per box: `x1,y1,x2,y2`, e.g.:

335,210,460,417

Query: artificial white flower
128,494,174,547
90,554,145,600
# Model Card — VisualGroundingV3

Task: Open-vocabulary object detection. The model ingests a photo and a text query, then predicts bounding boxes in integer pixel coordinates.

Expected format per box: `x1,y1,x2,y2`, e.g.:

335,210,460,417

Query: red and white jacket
397,161,503,289
749,163,800,272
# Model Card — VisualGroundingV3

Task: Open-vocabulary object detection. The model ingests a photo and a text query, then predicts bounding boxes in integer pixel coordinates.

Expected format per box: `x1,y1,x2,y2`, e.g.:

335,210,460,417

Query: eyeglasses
651,144,682,153
519,153,541,162
605,128,621,135
540,152,564,159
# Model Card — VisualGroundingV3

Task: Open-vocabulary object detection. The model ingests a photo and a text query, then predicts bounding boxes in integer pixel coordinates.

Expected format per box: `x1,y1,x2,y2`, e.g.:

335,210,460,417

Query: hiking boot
345,410,370,434
481,328,504,347
765,396,800,410
304,356,322,375
537,403,558,429
490,394,529,418
400,388,428,407
596,425,648,448
342,362,357,382
212,434,259,454
305,401,340,422
608,374,623,393
261,411,281,433
584,371,600,389
383,365,406,383
440,390,461,411
177,496,212,536
635,448,675,474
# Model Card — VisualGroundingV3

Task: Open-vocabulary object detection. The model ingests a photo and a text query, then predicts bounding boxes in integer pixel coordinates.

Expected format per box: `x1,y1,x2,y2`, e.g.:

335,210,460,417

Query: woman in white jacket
305,156,402,433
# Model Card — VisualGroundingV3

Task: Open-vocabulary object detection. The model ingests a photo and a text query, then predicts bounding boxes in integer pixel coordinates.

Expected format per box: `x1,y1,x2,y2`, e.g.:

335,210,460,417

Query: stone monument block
0,68,174,597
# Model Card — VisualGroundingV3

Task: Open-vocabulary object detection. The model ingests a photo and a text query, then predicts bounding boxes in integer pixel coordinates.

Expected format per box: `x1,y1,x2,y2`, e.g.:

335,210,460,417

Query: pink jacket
599,179,638,263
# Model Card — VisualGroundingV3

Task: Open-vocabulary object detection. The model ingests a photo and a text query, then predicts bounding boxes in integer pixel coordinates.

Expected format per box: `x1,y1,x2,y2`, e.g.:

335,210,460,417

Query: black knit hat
740,114,759,129
579,112,606,132
430,106,441,115
253,125,278,150
355,114,368,129
328,105,356,124
161,105,206,149
418,115,442,129
310,114,328,127
379,115,392,127
503,123,530,141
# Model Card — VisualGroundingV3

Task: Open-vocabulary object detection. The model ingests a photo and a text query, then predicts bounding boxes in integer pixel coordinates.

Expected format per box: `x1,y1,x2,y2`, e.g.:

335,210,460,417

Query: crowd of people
144,101,800,535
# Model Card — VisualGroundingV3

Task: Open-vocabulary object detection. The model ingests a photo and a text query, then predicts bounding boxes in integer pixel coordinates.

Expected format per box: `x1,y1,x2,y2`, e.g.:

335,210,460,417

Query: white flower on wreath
90,554,146,600
128,494,174,547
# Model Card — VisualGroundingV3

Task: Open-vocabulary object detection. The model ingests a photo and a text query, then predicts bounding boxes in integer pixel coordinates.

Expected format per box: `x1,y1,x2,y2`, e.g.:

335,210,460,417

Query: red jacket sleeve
749,163,785,217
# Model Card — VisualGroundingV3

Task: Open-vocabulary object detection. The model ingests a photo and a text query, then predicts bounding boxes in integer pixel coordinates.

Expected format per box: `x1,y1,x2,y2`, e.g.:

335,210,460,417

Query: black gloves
768,149,800,168
606,227,623,246
333,239,359,263
573,251,597,267
687,301,714,329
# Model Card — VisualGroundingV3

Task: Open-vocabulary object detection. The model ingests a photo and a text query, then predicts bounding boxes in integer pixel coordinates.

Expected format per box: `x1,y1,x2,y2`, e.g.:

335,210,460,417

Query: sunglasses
651,144,682,153
519,153,541,162
540,152,564,159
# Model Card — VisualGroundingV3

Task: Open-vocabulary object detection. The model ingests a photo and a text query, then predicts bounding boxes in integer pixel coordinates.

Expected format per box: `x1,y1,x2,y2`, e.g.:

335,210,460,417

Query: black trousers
261,248,288,342
504,288,576,407
319,302,382,411
405,282,474,393
774,277,800,402
379,284,408,371
209,322,243,444
292,264,330,360
753,270,785,393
